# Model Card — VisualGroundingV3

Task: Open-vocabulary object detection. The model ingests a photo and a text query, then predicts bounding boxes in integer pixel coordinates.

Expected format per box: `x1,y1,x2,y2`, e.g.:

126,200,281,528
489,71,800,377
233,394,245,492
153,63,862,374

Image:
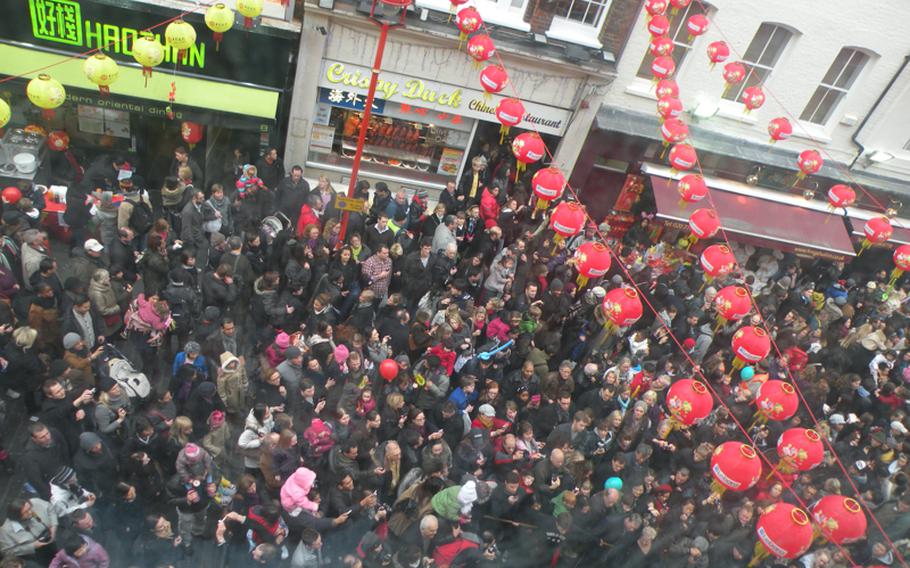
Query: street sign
336,196,366,213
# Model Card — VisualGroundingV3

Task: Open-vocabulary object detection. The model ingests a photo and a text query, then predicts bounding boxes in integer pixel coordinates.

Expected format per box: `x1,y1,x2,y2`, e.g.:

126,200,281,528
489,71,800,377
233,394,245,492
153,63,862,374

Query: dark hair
73,294,90,307
301,528,320,546
6,499,27,520
38,257,56,273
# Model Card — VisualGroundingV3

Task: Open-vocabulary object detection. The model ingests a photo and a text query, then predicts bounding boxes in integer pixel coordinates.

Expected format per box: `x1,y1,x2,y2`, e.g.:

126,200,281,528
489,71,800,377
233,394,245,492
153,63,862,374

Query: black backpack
129,190,154,234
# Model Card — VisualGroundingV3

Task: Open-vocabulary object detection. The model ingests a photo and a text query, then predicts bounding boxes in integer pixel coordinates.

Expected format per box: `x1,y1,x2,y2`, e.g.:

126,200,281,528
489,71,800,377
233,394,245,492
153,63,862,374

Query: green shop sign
28,0,205,69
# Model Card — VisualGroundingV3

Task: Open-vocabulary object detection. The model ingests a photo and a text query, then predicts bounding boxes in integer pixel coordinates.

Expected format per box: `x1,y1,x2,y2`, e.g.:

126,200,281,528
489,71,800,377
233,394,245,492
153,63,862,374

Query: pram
95,343,151,400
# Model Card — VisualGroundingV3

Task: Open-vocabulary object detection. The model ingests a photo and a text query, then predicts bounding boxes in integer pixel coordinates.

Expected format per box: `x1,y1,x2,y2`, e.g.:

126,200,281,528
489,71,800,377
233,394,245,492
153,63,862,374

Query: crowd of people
0,141,906,568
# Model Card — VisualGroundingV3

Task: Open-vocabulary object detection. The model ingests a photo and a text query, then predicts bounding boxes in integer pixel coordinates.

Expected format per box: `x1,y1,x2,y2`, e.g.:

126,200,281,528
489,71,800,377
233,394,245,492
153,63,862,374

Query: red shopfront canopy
650,176,857,262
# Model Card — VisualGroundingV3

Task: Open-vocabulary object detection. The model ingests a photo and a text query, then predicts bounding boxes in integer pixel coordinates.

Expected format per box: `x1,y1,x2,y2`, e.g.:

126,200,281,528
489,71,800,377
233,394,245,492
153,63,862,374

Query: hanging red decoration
655,79,679,99
706,40,730,68
531,166,566,212
710,441,762,493
1,187,22,205
686,208,720,250
668,0,691,13
180,121,204,149
795,149,823,184
644,0,668,16
495,98,524,141
549,201,586,241
861,216,893,254
479,65,508,97
648,15,670,36
602,286,642,327
651,55,676,80
46,131,70,152
666,379,714,427
649,36,675,57
767,117,793,143
668,143,697,172
511,132,545,176
722,62,746,95
776,428,824,473
700,243,736,283
661,118,689,145
714,285,751,327
812,496,868,545
826,184,855,210
379,359,399,381
685,13,709,38
731,326,771,371
467,34,496,64
754,380,798,422
575,242,612,288
741,86,765,112
455,7,482,41
752,504,813,564
657,96,683,121
677,173,708,206
890,244,910,287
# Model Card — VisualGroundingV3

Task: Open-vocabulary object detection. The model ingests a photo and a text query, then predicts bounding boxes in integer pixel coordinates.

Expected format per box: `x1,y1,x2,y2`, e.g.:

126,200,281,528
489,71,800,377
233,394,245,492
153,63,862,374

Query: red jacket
296,204,321,237
479,188,500,229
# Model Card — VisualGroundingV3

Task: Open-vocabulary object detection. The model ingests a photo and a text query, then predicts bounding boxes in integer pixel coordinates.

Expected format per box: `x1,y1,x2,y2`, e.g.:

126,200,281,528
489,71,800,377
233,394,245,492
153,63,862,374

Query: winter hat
550,279,564,292
62,332,82,350
828,414,846,425
209,410,225,428
184,341,201,355
275,332,291,349
334,344,350,365
479,404,495,417
197,381,217,398
457,481,479,515
50,466,76,486
891,421,908,435
203,306,221,321
583,363,599,377
285,346,302,360
692,536,710,553
98,376,117,392
395,354,411,367
220,352,240,370
683,338,696,351
79,432,102,452
184,443,202,461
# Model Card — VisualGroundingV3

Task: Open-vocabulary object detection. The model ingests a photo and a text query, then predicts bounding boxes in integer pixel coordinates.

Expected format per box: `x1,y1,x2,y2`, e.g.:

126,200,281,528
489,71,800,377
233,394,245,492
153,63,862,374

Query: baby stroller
96,343,151,400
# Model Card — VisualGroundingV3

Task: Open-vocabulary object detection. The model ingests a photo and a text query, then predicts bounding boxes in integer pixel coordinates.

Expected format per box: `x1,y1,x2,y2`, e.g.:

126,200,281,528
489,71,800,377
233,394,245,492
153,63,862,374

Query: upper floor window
800,48,869,125
545,0,613,47
635,2,708,79
722,23,792,102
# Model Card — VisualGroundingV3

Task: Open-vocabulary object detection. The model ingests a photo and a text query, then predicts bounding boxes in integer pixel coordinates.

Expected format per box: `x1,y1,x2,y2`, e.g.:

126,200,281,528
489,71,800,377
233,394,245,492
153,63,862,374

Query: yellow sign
325,62,463,109
336,196,366,213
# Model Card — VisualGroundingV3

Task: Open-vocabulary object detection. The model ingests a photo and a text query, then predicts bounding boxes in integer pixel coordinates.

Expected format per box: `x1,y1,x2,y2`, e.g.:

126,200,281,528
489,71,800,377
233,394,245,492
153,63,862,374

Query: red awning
650,176,856,261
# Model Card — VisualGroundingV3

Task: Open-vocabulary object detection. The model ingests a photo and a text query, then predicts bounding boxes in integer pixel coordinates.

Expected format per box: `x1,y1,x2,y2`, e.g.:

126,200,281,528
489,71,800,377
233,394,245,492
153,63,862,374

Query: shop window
721,23,792,102
635,2,708,80
545,0,612,47
800,48,869,125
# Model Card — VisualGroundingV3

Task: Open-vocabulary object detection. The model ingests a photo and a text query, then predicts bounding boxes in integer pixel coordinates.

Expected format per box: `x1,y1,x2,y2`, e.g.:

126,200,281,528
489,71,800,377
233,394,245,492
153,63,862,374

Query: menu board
437,147,464,176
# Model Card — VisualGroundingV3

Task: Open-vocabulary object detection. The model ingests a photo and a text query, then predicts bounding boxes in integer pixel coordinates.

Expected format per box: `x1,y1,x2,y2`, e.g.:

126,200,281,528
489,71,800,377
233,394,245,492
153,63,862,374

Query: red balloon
455,7,482,35
777,428,824,472
688,208,720,240
575,242,612,279
700,244,736,278
826,184,855,208
732,325,772,364
379,359,399,381
812,495,867,545
723,62,746,85
657,96,683,120
601,286,642,327
1,187,22,205
714,285,751,321
655,79,679,99
512,132,545,165
894,244,910,272
181,121,204,147
864,216,893,245
678,174,708,204
467,34,495,62
479,65,508,95
46,130,70,152
531,167,566,203
668,143,697,171
797,149,823,176
707,40,730,65
756,503,813,559
768,117,793,142
647,15,670,36
661,118,689,144
549,202,586,238
666,379,713,426
710,441,762,491
755,380,799,421
495,98,524,128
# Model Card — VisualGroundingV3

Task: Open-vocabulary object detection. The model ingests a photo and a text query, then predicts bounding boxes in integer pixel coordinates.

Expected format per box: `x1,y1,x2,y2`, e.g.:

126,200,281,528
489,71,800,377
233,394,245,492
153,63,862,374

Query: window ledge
625,79,658,101
545,22,603,49
790,121,833,145
716,100,758,125
415,0,531,31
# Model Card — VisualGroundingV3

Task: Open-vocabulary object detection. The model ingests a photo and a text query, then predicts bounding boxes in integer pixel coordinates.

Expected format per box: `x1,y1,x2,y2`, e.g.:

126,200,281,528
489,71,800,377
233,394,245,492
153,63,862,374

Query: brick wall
599,0,644,58
526,0,560,34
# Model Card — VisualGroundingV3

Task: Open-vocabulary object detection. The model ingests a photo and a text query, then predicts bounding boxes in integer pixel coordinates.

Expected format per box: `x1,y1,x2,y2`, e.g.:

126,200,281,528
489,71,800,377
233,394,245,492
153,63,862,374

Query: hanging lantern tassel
890,268,905,288
214,32,224,51
858,238,872,256
576,274,590,289
792,171,807,187
748,410,769,430
499,125,510,144
142,67,154,87
707,480,727,501
714,314,728,333
748,542,770,568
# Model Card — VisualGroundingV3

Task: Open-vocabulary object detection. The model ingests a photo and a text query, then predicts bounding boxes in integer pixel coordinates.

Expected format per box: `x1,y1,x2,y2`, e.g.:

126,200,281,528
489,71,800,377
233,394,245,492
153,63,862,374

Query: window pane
565,0,607,25
723,64,768,101
835,50,868,89
815,89,844,123
822,49,853,85
743,23,773,62
758,26,790,67
509,0,524,8
800,87,827,122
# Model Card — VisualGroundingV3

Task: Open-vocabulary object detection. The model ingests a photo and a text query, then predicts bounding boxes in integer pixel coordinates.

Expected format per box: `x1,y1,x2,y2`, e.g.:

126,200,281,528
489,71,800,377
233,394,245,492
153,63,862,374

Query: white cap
479,404,495,417
84,239,104,253
891,421,908,435
828,413,845,425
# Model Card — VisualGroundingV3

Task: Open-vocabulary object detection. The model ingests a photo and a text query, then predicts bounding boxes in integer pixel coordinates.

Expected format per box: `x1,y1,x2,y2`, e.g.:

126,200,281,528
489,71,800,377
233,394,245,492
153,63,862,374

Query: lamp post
336,0,412,244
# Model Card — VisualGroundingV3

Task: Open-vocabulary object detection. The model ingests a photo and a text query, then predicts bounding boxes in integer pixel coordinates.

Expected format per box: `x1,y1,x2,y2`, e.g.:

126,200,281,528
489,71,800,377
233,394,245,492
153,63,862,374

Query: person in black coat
109,228,138,283
60,296,106,348
73,432,119,500
183,382,226,440
22,422,72,499
255,148,285,190
134,513,182,567
274,166,310,226
39,379,93,454
201,265,238,313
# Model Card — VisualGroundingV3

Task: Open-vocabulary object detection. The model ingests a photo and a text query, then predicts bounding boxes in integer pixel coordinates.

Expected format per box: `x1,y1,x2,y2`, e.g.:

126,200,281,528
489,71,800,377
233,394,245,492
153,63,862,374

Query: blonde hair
13,327,37,349
386,392,405,410
173,416,194,446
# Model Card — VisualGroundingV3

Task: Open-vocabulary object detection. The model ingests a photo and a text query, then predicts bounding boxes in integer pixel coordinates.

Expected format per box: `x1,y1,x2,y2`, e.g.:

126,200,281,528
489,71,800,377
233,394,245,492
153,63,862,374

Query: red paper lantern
495,98,524,140
862,216,892,253
512,132,545,175
661,118,689,145
714,285,751,323
686,13,708,37
722,62,746,91
644,0,668,16
890,244,910,286
710,441,762,492
688,208,720,241
46,130,70,152
181,121,204,149
450,0,468,7
1,187,22,205
655,79,679,99
647,15,670,36
768,117,793,143
532,167,566,210
479,65,508,96
602,286,642,327
575,241,612,287
731,325,771,366
657,96,683,120
666,379,714,426
677,173,708,204
669,143,697,171
796,149,823,181
700,243,736,279
755,380,799,421
651,55,676,80
706,40,730,67
649,35,675,57
379,359,399,381
741,86,765,112
455,7,482,38
467,34,495,63
549,201,586,238
826,184,855,209
755,503,813,560
776,427,824,473
668,0,690,10
812,496,867,545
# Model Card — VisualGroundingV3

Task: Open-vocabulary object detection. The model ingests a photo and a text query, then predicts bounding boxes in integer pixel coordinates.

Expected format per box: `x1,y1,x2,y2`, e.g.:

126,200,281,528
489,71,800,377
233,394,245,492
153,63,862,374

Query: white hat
891,421,908,435
828,413,846,425
84,239,104,253
478,404,495,417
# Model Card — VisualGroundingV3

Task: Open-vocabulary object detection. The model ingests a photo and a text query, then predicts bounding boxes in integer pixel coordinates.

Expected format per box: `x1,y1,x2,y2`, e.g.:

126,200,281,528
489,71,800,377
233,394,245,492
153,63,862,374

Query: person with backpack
161,269,201,362
117,172,154,249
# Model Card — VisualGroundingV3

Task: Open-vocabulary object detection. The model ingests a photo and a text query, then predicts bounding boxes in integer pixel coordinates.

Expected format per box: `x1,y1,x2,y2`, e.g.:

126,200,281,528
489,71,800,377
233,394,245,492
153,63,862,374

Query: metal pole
337,21,391,245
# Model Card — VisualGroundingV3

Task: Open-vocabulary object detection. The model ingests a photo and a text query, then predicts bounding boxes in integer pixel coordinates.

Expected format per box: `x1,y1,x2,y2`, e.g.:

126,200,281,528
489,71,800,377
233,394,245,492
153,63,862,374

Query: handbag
202,201,222,233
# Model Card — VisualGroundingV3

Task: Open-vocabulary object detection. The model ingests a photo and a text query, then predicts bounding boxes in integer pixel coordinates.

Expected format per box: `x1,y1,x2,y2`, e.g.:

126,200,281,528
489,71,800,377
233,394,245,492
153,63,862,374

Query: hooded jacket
238,409,274,469
280,467,319,515
217,352,248,416
48,535,109,568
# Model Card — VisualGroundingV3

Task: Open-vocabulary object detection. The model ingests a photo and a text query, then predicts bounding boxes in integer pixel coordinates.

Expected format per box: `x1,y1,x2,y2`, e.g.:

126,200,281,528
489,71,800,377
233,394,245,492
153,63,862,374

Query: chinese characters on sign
29,0,82,45
318,88,386,114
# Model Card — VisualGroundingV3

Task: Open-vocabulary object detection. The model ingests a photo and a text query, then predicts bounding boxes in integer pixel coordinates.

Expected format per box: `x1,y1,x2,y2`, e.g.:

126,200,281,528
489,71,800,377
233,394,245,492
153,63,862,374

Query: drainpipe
849,54,910,170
